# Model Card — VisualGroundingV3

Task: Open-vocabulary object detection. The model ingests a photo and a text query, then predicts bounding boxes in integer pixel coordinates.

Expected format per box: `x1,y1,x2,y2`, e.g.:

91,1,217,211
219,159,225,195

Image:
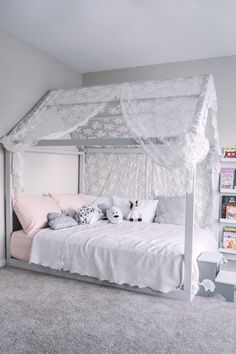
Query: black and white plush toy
127,200,142,222
107,207,123,224
74,205,103,225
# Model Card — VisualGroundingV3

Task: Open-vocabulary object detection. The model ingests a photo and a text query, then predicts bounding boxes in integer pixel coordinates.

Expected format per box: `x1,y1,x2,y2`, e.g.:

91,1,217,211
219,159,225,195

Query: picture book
226,205,236,219
221,195,236,218
223,146,236,159
223,226,236,250
224,226,236,232
220,168,235,189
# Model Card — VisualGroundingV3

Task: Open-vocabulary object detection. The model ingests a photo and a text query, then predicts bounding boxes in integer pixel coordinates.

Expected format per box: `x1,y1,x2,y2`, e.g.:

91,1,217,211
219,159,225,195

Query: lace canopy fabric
1,74,220,227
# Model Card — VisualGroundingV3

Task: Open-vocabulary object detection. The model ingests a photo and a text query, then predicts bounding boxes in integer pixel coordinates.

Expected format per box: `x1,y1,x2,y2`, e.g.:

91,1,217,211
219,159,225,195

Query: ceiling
0,0,236,73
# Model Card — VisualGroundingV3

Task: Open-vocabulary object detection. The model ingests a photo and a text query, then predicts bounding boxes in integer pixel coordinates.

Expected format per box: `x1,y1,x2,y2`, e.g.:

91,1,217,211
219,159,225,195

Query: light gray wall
83,55,236,148
0,30,82,264
23,152,79,196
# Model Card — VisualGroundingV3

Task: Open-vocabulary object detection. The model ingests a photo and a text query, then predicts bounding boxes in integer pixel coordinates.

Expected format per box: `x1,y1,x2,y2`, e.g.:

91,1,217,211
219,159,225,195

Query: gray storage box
197,252,223,297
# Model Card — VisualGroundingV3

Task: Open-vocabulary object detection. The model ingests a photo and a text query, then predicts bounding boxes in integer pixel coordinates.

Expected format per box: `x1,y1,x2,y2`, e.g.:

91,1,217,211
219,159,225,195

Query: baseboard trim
0,259,6,267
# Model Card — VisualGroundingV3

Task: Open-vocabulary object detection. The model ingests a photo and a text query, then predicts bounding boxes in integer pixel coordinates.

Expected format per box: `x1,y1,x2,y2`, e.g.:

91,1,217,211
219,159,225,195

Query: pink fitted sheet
10,230,34,262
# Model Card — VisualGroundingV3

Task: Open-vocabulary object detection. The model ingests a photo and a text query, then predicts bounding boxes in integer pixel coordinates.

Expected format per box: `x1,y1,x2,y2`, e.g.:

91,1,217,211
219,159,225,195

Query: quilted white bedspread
29,221,217,293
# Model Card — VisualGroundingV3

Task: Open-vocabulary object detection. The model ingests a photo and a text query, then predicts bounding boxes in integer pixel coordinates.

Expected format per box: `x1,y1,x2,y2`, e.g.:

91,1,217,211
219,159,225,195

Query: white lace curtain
84,151,215,228
1,74,219,217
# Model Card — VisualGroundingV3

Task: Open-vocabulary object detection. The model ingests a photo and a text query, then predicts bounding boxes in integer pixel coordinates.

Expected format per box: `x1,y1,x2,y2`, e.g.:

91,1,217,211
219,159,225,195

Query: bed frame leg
4,150,13,263
184,169,196,302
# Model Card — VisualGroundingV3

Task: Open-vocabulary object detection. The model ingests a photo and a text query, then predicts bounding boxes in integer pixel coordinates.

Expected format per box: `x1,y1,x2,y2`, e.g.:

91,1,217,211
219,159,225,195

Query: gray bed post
4,149,13,263
79,152,85,193
184,168,196,302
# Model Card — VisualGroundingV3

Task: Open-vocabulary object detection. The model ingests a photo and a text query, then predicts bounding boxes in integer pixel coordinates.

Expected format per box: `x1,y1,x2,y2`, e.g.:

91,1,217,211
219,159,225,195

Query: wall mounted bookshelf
220,189,236,195
221,158,236,163
219,248,236,255
219,152,236,259
220,218,236,224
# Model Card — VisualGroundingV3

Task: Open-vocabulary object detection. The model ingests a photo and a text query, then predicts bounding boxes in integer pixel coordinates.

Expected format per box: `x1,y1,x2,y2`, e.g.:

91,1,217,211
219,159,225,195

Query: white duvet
29,220,217,293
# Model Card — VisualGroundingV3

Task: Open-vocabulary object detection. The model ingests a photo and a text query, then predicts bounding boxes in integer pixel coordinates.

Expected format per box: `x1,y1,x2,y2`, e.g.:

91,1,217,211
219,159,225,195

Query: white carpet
0,267,235,354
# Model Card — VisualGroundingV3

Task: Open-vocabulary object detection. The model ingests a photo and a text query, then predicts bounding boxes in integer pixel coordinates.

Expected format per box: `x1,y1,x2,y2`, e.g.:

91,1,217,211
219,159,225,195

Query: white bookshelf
219,248,236,255
221,157,236,163
219,218,236,224
219,155,236,260
220,189,236,195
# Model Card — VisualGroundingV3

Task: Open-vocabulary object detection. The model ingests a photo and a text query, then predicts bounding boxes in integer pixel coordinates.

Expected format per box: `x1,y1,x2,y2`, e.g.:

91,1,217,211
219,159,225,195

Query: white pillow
112,196,158,223
155,196,186,225
81,194,112,214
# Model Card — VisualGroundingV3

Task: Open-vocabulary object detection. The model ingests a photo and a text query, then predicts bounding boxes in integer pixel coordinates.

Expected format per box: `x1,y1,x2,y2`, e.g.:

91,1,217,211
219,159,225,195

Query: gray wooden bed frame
4,138,196,302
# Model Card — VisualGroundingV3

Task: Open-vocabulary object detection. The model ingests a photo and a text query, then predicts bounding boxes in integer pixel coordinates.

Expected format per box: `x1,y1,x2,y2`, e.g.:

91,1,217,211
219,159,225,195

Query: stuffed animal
107,206,123,224
127,200,142,222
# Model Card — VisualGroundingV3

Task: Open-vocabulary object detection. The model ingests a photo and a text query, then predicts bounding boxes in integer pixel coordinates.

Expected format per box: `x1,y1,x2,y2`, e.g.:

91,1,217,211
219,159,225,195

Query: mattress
29,221,217,293
10,230,34,262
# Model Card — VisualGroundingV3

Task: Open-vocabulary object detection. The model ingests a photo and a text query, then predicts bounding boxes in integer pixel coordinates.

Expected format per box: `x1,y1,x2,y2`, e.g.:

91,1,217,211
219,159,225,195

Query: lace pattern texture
1,74,220,227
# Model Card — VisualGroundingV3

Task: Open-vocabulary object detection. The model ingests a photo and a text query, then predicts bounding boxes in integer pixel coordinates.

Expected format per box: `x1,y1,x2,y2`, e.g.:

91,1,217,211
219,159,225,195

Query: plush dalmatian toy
127,200,142,222
107,206,123,224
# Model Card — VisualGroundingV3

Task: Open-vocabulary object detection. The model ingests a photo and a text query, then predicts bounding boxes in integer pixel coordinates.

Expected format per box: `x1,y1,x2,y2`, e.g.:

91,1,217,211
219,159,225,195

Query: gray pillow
155,197,186,225
47,213,78,230
47,212,62,222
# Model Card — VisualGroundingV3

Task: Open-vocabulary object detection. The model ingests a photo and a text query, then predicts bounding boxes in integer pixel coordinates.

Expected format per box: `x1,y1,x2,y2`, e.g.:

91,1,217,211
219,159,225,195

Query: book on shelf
226,205,236,220
221,195,236,218
223,226,236,250
220,168,236,189
223,146,236,159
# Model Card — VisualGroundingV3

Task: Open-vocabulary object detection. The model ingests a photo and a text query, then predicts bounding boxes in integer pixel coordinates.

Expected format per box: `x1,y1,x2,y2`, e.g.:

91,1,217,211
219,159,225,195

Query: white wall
0,30,82,264
23,152,79,196
83,55,236,148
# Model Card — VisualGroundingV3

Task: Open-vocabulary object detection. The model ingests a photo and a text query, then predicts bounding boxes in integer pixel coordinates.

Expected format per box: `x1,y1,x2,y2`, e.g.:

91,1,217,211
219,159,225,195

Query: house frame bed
5,147,195,301
3,74,219,302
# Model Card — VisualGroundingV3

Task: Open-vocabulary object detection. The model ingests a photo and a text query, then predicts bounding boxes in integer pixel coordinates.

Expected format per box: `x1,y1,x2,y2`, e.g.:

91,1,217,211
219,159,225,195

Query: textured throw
30,221,217,293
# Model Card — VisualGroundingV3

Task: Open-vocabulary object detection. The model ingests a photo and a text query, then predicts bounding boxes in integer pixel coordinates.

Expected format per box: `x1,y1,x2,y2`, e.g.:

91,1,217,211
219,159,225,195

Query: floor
0,265,236,354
